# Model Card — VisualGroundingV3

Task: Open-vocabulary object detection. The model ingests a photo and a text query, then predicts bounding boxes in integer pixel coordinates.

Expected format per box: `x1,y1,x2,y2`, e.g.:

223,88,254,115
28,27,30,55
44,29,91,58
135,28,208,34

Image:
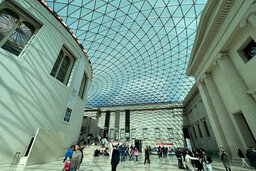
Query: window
78,73,87,100
155,128,160,139
196,123,203,138
167,128,173,139
202,120,210,137
131,128,136,139
120,129,125,139
243,39,256,61
143,128,148,139
0,2,40,56
192,126,197,139
110,129,114,139
50,48,75,85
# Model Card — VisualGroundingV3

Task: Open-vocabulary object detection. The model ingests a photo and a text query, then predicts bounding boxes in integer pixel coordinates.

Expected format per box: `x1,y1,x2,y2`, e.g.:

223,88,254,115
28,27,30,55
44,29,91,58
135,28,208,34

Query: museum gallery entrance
135,140,142,152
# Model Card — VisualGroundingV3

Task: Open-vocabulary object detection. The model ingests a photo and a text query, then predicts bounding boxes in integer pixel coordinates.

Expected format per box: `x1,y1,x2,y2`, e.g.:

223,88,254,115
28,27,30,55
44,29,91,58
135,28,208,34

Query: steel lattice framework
45,0,207,106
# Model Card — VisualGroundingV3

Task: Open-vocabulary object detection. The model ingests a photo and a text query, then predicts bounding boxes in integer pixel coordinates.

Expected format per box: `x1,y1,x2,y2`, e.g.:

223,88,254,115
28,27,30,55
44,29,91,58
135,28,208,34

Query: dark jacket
111,149,120,165
175,150,182,158
238,150,245,158
246,149,256,167
145,148,150,156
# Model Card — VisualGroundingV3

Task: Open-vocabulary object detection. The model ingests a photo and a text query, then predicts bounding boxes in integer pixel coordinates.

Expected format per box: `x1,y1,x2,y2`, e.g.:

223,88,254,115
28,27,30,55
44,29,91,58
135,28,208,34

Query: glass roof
45,0,207,107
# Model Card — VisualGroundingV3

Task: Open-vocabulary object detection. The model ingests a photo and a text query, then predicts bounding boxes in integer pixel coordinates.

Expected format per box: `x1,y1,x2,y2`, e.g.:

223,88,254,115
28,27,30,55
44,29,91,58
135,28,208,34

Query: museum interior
0,0,256,170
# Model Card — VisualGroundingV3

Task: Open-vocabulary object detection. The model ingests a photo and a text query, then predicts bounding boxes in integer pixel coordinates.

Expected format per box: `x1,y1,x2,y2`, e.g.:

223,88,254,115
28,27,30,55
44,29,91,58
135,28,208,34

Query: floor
1,145,254,171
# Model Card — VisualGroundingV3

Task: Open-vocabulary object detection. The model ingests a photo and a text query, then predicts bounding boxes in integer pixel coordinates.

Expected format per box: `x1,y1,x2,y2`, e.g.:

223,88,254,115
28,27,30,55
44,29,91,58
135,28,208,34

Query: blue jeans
70,167,77,171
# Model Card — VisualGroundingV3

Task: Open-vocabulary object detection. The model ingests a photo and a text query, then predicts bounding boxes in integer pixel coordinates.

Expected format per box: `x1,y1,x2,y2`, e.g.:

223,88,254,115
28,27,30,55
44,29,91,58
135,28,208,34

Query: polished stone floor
1,145,254,171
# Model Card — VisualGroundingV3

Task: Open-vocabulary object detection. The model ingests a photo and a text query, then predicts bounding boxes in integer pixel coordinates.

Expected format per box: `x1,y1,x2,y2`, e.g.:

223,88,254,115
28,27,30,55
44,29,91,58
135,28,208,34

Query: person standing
168,147,172,157
111,145,120,171
144,146,150,164
70,145,82,171
134,147,139,161
219,147,231,171
238,148,249,168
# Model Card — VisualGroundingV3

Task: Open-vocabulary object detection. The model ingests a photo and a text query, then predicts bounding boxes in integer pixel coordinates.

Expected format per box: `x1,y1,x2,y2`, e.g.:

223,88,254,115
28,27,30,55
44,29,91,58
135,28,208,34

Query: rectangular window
143,128,148,139
50,47,75,85
155,128,160,139
196,123,203,138
131,128,136,139
168,128,173,139
110,129,114,139
0,1,41,56
192,126,197,139
203,120,210,137
78,73,87,100
120,129,125,139
243,39,256,61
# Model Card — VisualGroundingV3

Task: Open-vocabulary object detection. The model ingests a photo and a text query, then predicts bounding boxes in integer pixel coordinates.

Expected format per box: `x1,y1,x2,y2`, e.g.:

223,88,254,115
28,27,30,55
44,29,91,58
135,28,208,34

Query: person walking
183,148,199,171
246,147,256,169
119,145,125,162
175,148,185,169
62,145,74,171
238,148,249,168
219,147,231,171
201,149,212,171
70,145,82,171
144,146,150,164
111,145,120,171
130,147,135,161
134,147,139,161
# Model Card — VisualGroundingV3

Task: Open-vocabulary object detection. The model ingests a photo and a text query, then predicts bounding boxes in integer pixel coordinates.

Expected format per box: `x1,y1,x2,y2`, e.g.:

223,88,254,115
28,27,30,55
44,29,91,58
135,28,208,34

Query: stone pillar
197,81,229,152
203,74,245,156
217,52,256,139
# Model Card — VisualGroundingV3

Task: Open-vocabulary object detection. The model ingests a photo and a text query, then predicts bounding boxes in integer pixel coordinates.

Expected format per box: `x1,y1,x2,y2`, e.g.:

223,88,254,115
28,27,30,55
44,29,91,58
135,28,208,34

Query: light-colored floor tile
1,145,254,171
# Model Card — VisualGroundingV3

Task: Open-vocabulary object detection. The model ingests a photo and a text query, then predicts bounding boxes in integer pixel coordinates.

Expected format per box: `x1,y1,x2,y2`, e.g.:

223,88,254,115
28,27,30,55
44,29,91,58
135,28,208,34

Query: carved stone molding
240,3,256,28
207,0,234,41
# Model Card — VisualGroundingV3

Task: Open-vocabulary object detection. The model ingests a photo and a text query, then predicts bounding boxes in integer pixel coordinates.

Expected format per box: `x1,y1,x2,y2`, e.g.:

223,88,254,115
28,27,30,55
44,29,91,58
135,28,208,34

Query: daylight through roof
45,0,207,106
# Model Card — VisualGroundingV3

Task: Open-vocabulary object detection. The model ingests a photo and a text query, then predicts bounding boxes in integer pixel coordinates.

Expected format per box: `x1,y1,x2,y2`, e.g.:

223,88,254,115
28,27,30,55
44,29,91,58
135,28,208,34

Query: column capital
240,3,256,28
213,51,229,65
200,73,212,82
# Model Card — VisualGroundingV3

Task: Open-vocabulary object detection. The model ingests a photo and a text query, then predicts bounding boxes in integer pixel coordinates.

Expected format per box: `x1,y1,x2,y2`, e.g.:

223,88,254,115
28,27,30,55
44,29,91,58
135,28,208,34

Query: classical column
217,52,256,139
203,74,246,156
197,81,229,152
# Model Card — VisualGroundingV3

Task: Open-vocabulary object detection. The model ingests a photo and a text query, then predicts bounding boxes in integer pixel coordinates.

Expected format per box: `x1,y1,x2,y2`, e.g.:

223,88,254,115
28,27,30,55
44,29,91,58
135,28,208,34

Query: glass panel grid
45,0,207,106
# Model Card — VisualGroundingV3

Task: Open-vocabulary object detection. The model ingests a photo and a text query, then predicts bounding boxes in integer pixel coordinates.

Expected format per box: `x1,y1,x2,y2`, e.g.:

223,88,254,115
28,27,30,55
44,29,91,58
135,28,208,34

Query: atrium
0,0,256,170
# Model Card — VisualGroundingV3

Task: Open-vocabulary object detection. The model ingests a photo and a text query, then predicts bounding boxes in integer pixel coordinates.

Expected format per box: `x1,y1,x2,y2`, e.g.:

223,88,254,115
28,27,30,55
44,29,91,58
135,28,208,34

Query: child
134,148,139,161
64,158,71,171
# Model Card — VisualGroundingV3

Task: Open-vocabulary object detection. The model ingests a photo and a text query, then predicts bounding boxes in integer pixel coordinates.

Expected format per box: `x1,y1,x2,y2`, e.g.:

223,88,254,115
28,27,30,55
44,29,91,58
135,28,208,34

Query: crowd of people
62,142,256,171
175,146,256,171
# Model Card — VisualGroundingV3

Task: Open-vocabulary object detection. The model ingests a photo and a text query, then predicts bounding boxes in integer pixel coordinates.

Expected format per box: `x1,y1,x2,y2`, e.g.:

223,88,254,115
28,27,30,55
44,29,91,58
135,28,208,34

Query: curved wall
0,0,91,164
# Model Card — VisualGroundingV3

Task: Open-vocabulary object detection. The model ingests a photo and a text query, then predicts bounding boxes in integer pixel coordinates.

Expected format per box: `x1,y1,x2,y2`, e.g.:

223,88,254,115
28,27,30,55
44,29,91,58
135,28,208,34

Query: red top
64,162,70,171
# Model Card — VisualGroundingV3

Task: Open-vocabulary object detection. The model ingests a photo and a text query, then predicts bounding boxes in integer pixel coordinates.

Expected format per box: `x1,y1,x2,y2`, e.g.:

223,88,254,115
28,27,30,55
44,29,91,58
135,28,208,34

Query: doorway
234,112,256,147
135,139,142,152
25,137,34,157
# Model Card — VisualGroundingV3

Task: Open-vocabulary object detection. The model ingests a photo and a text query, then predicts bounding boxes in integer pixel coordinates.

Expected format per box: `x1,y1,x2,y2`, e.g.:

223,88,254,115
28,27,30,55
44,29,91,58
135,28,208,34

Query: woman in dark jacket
111,146,120,171
238,148,249,168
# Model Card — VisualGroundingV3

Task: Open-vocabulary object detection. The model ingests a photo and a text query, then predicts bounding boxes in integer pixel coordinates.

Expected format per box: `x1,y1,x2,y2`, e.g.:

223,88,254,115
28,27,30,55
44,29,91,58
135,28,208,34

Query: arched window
50,48,75,85
0,6,37,56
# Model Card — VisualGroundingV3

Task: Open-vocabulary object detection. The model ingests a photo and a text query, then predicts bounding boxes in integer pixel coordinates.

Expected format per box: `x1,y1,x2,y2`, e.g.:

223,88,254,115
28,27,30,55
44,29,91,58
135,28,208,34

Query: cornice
187,0,234,76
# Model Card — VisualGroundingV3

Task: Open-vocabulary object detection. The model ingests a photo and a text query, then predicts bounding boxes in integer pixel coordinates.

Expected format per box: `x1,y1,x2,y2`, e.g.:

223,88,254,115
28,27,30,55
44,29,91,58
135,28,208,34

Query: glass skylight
45,0,207,106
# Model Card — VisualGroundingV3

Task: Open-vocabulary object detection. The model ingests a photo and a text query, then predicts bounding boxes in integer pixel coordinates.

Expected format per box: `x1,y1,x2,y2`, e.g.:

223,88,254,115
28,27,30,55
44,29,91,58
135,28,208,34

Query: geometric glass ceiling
45,0,207,107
